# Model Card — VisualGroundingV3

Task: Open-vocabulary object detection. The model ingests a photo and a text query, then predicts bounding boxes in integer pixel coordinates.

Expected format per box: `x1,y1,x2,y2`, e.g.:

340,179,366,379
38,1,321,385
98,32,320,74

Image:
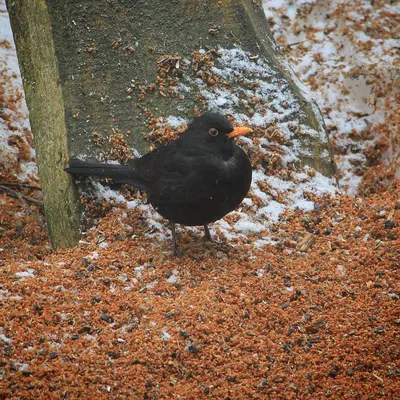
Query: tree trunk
6,0,80,248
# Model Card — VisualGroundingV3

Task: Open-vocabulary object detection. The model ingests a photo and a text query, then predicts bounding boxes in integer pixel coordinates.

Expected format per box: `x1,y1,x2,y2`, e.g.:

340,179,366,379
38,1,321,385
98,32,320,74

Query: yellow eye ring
209,128,219,136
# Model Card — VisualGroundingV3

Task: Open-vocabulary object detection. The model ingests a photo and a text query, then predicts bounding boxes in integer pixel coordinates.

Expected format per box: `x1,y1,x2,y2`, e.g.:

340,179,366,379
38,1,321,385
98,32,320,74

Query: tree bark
6,0,80,248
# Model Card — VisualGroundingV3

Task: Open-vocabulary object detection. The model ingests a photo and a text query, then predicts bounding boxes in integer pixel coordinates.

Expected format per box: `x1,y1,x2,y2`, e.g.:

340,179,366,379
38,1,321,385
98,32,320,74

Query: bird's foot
203,224,213,242
170,221,181,257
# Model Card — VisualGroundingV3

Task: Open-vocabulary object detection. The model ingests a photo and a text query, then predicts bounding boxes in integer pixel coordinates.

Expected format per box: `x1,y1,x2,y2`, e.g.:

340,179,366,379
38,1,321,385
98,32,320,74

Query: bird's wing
134,144,222,204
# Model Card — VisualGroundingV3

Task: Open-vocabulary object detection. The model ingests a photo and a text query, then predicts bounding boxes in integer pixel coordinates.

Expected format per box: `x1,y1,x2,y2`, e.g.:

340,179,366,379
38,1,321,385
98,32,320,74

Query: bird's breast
151,146,252,226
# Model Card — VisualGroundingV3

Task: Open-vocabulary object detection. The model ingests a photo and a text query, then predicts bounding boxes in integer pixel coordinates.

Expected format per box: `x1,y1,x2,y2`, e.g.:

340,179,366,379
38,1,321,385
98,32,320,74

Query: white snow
161,331,171,341
262,0,400,193
256,268,265,278
0,333,13,343
166,270,180,284
15,269,35,278
164,116,188,129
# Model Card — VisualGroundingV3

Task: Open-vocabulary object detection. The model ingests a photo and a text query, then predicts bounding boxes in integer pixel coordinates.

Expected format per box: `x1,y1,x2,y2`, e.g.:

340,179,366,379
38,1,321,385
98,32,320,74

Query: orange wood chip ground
1,183,399,399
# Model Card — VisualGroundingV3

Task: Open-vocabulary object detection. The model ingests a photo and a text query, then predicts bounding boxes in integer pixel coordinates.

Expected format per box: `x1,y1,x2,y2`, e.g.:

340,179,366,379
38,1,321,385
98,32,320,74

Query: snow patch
15,269,35,278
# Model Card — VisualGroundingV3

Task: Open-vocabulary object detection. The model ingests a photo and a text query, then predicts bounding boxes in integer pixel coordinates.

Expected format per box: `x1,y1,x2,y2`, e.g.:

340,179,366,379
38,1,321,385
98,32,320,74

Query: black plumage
66,113,253,255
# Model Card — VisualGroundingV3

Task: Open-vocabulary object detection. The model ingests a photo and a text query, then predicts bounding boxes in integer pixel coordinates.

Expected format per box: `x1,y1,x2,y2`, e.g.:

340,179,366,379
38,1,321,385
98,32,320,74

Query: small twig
372,373,384,382
0,185,43,207
287,38,315,49
0,182,42,191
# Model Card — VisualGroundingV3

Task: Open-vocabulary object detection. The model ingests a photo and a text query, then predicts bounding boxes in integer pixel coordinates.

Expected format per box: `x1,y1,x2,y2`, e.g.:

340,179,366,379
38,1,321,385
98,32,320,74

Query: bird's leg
170,221,179,257
203,224,213,242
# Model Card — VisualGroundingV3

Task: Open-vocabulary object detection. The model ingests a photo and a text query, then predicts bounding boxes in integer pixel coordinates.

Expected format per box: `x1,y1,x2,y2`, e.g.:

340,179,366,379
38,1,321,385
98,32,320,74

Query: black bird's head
181,112,253,153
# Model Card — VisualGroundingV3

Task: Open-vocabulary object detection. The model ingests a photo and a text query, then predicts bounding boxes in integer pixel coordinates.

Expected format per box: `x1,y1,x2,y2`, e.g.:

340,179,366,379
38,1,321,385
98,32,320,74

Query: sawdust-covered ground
1,0,400,399
1,185,399,399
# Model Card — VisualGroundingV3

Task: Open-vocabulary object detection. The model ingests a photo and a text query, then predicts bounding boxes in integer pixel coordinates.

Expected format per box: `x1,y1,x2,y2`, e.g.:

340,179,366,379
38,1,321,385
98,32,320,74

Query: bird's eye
209,128,219,137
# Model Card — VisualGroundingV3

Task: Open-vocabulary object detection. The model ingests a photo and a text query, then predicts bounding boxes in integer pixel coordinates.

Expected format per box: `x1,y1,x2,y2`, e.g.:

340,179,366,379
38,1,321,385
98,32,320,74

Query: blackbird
65,113,253,255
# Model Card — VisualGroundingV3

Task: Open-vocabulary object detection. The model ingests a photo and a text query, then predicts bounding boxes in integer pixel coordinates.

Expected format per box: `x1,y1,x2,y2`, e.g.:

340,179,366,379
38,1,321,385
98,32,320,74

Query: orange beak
227,126,253,138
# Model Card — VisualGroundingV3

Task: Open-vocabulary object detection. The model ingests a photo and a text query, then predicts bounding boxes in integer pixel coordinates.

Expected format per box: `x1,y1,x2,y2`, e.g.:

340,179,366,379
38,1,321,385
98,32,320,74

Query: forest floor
1,0,400,399
1,182,399,399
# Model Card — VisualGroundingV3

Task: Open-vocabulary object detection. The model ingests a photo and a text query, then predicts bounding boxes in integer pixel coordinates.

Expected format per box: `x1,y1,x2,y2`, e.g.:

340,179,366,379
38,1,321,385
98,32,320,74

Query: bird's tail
65,158,148,190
